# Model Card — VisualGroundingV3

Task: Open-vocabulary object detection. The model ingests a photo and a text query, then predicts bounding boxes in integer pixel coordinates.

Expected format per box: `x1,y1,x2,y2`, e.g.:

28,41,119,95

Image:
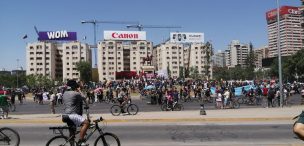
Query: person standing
0,93,9,119
49,91,56,114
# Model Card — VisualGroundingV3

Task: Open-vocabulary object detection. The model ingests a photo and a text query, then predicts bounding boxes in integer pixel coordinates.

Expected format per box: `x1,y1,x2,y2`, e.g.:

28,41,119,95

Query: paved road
10,94,302,115
4,123,302,146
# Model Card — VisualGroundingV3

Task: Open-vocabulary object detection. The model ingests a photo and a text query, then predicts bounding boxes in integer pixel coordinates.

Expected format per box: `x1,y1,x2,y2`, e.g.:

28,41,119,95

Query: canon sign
104,31,146,41
111,32,139,39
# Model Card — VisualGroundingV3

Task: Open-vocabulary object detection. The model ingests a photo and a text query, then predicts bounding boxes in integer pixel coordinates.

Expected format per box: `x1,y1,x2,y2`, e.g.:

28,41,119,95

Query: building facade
212,51,226,68
225,40,250,68
266,6,303,58
26,41,91,81
62,42,91,81
97,40,153,81
154,41,212,79
254,46,269,69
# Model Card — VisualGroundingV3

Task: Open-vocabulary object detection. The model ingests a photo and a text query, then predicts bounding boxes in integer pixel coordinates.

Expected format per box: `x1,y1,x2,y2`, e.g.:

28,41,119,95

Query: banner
170,32,204,43
104,31,146,41
38,30,77,41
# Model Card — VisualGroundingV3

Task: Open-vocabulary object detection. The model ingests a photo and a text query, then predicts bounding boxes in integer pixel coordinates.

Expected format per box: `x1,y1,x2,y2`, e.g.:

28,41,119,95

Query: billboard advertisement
104,31,146,41
170,32,204,43
38,30,77,41
266,6,300,20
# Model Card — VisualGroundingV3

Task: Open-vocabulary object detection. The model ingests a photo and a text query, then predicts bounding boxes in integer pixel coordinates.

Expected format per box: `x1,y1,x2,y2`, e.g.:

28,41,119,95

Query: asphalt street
9,94,302,115
3,123,302,146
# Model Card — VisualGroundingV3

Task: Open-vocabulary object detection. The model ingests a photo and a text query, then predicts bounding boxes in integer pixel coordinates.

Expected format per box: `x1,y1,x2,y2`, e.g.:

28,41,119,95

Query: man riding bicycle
117,87,130,113
62,80,89,146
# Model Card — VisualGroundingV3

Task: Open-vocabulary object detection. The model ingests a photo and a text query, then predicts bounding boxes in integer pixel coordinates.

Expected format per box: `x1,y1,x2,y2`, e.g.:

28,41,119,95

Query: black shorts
295,111,304,124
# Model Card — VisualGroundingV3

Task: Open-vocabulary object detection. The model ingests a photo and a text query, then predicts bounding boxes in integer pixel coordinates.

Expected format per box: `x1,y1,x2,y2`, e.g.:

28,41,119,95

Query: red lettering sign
266,6,300,20
111,32,139,39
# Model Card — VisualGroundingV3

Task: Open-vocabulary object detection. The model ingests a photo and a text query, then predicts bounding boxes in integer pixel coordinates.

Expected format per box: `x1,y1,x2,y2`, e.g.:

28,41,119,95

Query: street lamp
276,0,283,107
16,59,19,88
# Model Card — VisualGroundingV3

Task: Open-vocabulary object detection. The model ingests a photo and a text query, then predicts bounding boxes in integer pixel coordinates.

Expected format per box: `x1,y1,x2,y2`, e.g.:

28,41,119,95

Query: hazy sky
0,0,300,70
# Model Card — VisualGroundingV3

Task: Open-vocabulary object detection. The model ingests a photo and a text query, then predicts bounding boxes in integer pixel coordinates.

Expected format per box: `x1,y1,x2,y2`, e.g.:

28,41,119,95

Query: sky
0,0,300,71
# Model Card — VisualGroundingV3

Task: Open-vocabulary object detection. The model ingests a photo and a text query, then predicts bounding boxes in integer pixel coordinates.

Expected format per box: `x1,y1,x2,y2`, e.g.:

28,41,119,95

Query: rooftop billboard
170,32,204,43
266,6,301,20
38,30,77,41
104,31,146,41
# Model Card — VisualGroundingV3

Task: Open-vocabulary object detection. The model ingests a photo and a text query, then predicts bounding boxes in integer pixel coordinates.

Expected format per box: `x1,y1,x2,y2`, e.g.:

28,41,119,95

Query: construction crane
126,24,182,31
81,19,139,68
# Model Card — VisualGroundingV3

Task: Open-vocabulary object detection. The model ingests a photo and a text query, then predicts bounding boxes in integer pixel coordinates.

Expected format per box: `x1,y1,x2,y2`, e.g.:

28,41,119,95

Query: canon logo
111,32,139,39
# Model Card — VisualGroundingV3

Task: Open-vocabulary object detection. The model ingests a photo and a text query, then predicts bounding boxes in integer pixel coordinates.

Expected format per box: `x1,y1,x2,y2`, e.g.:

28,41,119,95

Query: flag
22,34,28,39
83,36,87,40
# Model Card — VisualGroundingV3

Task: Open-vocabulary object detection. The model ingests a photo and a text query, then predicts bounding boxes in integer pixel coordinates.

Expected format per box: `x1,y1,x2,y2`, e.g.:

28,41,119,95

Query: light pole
276,0,283,107
16,59,19,88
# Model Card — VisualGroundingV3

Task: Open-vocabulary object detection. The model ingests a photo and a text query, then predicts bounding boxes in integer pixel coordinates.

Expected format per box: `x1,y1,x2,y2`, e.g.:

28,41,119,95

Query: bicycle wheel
110,105,121,116
94,133,121,146
174,104,184,111
237,98,244,104
160,103,168,111
127,104,138,115
232,101,240,109
0,127,20,146
46,135,72,146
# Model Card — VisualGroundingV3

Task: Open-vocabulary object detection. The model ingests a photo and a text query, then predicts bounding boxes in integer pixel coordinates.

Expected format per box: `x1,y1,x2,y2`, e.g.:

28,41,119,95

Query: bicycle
46,108,120,146
7,101,15,112
110,99,138,116
161,101,184,111
224,98,240,109
0,127,20,146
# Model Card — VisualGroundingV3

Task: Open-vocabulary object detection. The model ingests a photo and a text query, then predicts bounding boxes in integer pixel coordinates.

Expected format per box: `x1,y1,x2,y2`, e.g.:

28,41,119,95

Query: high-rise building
62,42,91,81
225,40,250,68
154,41,212,79
26,41,91,81
212,51,226,68
254,46,269,69
26,42,58,79
266,6,303,57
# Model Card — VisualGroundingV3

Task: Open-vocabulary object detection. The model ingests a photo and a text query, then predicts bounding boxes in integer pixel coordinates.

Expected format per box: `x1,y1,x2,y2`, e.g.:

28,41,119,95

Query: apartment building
266,6,303,57
212,51,226,67
26,41,91,81
26,42,57,79
154,41,212,79
62,42,91,81
225,40,250,68
254,46,269,68
98,40,153,80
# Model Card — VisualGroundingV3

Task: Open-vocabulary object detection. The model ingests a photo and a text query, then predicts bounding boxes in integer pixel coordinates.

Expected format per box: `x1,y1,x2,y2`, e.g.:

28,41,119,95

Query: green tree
179,66,184,79
76,61,92,83
245,42,255,79
190,66,199,79
167,63,171,78
204,41,214,79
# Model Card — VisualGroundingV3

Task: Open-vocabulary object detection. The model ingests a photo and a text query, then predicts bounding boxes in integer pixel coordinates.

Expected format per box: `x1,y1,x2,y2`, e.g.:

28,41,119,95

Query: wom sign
38,30,77,41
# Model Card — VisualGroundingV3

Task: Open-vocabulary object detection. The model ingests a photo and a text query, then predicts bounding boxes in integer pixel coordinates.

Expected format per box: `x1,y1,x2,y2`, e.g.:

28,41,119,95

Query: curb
0,117,293,124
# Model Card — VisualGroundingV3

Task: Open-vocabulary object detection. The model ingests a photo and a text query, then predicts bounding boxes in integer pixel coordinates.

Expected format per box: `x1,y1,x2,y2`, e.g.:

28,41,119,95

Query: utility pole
16,59,19,88
276,0,283,107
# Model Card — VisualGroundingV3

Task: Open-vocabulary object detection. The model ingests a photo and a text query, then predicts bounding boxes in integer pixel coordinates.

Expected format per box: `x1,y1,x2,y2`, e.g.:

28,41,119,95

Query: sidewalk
1,105,303,124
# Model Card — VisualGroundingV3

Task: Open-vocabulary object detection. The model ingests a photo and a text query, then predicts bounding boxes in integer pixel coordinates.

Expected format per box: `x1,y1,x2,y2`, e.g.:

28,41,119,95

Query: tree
190,66,199,79
245,42,255,79
76,61,92,83
204,41,214,79
179,66,184,79
167,62,171,78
